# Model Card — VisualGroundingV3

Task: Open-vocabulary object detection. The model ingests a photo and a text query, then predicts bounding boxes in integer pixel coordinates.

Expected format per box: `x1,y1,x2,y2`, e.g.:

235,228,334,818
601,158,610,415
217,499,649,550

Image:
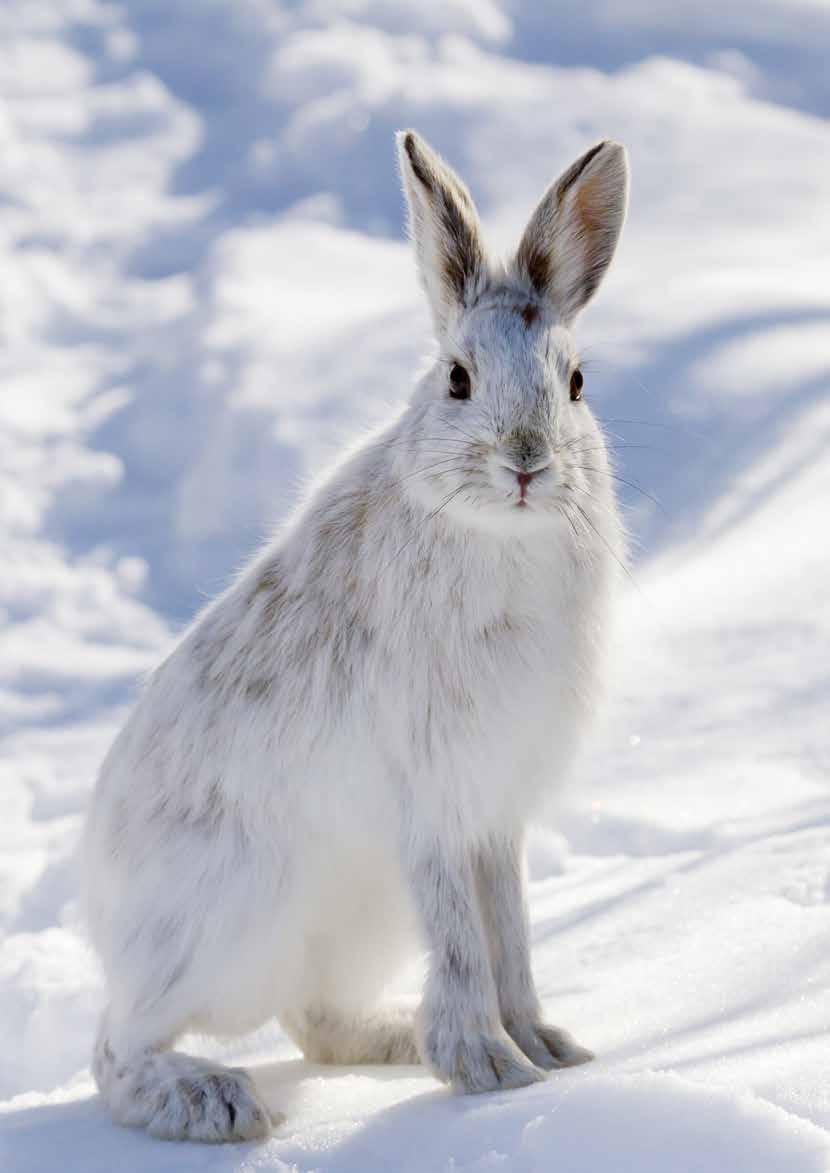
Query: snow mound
3,1071,828,1173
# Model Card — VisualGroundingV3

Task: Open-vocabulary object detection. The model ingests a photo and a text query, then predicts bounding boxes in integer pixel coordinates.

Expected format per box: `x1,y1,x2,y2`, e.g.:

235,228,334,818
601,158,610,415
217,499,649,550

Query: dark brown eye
449,363,471,400
570,368,584,402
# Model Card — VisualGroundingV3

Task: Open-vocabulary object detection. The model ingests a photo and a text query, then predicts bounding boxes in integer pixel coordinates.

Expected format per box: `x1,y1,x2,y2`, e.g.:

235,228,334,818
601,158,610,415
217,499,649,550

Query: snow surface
1,1,829,1169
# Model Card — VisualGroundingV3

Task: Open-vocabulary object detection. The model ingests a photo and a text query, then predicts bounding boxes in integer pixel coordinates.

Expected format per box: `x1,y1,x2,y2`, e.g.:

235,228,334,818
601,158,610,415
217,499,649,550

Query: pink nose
516,471,535,492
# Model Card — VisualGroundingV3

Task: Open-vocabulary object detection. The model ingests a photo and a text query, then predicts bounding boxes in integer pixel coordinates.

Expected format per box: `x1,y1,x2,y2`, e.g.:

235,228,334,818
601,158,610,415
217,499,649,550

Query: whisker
377,482,472,578
392,459,470,485
600,417,699,434
558,432,595,452
382,437,470,451
436,415,483,446
570,464,666,514
569,442,669,456
571,500,639,592
556,496,582,545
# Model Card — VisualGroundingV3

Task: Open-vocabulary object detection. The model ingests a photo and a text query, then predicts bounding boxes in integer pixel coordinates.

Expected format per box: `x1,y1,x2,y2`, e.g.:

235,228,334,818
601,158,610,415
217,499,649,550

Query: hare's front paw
505,1019,594,1071
423,1024,546,1094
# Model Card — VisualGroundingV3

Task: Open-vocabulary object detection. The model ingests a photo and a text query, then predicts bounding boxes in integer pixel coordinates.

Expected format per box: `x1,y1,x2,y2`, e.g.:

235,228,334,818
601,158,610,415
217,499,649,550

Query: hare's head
395,130,628,536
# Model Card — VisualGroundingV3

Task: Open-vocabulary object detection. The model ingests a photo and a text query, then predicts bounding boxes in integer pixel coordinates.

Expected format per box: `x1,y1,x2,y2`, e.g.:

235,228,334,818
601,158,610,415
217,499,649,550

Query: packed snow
0,1,828,1170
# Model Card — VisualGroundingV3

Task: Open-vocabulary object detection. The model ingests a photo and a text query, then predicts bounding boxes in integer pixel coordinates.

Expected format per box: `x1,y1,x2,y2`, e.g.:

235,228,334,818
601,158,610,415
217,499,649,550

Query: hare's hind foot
94,1023,277,1143
147,1062,274,1142
282,1001,420,1065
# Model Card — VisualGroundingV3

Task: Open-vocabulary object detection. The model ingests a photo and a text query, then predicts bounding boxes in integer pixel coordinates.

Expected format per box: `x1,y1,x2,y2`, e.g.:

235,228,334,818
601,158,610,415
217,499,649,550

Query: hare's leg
90,857,281,1143
474,832,593,1069
93,1005,275,1143
279,861,421,1065
281,1001,420,1065
407,839,546,1093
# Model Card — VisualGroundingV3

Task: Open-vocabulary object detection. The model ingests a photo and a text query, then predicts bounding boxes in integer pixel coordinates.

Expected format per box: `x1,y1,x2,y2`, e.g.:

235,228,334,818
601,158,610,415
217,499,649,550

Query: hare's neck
368,489,584,642
269,432,603,635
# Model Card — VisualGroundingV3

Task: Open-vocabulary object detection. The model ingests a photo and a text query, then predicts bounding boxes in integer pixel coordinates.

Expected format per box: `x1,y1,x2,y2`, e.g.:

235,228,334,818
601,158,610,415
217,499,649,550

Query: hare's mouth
497,461,552,511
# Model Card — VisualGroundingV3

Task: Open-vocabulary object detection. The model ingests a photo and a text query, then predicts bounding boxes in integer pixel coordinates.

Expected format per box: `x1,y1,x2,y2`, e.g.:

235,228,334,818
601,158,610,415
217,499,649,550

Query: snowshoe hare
83,130,629,1142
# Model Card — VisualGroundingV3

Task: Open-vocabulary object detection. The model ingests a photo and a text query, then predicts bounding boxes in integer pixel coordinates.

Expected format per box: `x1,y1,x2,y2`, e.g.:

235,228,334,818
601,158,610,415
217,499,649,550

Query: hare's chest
375,557,600,824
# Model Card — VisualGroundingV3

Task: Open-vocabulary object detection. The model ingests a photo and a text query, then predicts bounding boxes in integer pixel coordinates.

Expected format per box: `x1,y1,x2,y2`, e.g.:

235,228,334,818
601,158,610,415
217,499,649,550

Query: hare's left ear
515,141,629,325
397,130,487,336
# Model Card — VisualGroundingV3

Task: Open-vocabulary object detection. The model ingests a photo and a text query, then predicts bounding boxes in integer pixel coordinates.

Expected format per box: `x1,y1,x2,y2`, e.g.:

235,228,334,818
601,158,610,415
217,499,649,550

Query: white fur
82,131,629,1142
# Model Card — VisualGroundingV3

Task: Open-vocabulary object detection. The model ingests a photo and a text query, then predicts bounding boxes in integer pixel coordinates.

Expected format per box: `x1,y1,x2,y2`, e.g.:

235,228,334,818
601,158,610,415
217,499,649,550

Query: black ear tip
596,140,629,170
399,130,433,189
399,130,420,162
559,139,628,195
575,141,607,176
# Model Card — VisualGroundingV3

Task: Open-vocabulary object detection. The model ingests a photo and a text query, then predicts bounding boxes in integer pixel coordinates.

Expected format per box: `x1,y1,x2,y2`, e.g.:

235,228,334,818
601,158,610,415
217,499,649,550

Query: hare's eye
570,368,584,402
449,363,471,400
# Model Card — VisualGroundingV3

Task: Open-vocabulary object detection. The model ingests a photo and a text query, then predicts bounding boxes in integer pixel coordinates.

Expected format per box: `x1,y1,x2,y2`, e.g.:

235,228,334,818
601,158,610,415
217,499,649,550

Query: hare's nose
508,455,551,478
516,471,535,491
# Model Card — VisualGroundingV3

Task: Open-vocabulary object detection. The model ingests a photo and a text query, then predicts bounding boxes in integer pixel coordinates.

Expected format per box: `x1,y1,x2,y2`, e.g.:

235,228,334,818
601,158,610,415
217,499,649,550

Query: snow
4,1072,830,1173
1,1,828,1169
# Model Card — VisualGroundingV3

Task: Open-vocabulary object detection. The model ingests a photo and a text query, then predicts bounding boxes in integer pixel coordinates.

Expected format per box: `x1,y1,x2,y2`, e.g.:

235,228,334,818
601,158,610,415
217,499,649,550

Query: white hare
83,130,629,1142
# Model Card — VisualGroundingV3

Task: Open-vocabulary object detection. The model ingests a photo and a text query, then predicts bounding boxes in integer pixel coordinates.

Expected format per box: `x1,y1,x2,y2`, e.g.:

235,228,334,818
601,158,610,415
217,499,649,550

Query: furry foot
504,1020,594,1071
282,1003,420,1066
144,1066,275,1143
424,1027,546,1094
96,1028,278,1145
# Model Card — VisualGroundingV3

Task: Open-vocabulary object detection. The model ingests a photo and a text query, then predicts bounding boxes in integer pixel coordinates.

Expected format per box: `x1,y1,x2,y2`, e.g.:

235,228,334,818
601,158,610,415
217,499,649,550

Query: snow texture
0,1,828,1169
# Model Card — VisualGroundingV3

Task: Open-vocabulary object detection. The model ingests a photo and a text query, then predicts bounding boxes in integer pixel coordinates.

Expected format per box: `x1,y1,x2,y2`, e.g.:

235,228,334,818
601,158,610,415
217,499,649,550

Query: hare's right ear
515,141,628,325
397,130,487,336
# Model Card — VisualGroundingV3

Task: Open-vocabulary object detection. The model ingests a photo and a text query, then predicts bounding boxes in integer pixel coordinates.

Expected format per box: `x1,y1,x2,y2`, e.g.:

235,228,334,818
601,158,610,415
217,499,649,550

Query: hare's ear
397,130,487,335
515,141,628,325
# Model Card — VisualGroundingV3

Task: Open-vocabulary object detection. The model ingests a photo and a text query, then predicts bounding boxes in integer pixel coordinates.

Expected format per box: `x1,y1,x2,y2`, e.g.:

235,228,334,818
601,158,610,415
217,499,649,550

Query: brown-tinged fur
515,140,627,323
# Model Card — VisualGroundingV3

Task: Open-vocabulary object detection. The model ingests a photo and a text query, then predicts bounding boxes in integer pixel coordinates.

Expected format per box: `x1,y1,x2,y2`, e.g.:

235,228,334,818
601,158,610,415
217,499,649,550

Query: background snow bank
0,0,828,1169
